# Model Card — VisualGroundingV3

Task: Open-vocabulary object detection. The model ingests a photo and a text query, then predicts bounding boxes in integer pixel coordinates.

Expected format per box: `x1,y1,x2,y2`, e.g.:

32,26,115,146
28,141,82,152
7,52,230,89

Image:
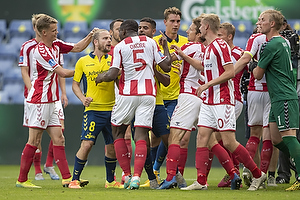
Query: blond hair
202,13,220,34
31,13,46,28
220,22,236,39
92,29,109,49
164,7,182,20
261,9,284,31
36,14,58,34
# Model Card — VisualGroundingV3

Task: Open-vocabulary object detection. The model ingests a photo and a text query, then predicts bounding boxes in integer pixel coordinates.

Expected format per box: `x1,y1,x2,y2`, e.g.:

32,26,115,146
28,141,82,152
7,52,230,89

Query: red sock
260,140,273,173
114,138,131,176
45,140,54,167
218,139,239,173
196,147,209,185
233,144,262,178
53,145,71,179
178,148,188,175
166,144,180,181
206,150,214,177
125,139,132,160
33,150,42,174
245,136,260,159
18,144,37,182
211,144,236,179
133,140,147,177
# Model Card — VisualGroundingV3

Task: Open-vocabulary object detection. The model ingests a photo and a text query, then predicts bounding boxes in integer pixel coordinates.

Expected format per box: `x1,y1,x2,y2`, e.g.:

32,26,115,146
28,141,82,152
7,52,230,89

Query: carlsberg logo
181,0,274,21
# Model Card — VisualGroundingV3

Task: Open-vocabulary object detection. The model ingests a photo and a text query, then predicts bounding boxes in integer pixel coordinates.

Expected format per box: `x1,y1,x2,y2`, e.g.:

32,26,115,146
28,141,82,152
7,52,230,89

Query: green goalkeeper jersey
258,36,298,103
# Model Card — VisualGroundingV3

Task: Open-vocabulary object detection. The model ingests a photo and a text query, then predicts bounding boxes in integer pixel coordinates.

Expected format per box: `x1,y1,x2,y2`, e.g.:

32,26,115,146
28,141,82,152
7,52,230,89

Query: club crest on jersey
48,59,56,67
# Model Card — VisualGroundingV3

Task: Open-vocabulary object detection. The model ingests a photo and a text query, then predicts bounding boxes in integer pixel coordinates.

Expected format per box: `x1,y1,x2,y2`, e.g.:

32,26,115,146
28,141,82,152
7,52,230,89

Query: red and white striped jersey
231,46,245,103
203,38,234,105
111,35,166,96
26,40,74,103
174,42,205,97
19,38,38,98
19,39,66,98
245,33,268,92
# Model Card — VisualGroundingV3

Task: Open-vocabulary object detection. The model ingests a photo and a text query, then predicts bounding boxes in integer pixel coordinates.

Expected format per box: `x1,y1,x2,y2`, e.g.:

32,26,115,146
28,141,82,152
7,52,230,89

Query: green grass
1,165,299,200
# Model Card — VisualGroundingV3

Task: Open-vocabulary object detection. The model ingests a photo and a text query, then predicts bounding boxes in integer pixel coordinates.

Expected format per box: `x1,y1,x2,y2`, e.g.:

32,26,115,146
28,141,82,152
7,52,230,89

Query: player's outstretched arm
234,52,251,75
54,65,75,78
171,45,203,71
252,66,265,80
196,63,235,97
95,68,119,85
154,66,170,87
159,31,172,71
71,28,99,53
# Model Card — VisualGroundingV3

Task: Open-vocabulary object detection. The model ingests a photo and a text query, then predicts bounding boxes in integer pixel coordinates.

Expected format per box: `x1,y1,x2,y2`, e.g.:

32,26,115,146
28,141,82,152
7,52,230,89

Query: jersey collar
89,51,109,59
163,31,179,43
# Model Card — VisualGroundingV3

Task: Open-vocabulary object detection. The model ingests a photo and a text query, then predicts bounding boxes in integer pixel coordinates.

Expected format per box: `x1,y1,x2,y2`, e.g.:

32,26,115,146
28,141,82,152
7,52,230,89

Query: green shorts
269,99,299,131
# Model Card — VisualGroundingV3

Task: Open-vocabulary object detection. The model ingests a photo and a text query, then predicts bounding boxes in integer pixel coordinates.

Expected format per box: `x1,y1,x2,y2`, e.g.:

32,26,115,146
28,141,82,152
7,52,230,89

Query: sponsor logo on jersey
19,56,24,63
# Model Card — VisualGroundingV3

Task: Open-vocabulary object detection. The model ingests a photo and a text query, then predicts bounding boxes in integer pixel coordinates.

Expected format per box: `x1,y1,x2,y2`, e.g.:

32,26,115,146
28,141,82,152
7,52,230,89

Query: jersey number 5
133,49,146,71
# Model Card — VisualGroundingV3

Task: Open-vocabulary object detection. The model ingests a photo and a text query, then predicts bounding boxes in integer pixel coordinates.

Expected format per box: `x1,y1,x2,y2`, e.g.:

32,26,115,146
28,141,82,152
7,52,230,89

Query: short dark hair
109,18,124,31
120,19,138,33
140,17,156,29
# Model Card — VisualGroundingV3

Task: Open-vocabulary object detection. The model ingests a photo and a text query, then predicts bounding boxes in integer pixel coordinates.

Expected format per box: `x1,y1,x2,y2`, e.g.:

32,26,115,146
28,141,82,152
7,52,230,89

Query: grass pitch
1,165,299,200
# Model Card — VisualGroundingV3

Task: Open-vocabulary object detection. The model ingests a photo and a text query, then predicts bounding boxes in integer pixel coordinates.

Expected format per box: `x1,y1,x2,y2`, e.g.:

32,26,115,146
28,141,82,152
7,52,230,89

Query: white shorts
25,102,61,129
170,93,202,131
55,100,65,120
235,100,243,119
247,91,270,127
23,100,64,126
198,104,236,132
111,95,156,128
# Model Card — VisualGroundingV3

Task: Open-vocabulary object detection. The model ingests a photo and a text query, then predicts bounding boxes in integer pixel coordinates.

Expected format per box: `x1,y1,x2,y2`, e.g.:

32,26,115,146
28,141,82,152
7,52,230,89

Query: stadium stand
63,21,88,38
0,18,285,104
91,19,111,30
8,20,33,40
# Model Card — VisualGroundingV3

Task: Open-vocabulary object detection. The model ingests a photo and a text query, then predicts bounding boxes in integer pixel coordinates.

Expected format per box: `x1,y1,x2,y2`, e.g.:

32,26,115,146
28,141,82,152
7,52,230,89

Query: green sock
274,140,290,157
282,136,300,177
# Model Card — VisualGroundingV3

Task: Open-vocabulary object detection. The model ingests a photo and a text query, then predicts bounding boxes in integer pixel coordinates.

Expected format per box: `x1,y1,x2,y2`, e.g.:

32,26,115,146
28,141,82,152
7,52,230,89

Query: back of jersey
111,35,165,96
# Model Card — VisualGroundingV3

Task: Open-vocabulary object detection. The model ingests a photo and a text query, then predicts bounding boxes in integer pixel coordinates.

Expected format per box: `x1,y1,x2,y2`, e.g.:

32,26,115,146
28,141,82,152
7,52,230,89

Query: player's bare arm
54,65,75,78
171,44,203,71
154,66,170,87
58,75,68,108
71,28,99,52
252,66,265,80
95,67,119,85
72,80,93,107
20,66,32,91
196,63,235,97
158,31,172,72
234,52,251,75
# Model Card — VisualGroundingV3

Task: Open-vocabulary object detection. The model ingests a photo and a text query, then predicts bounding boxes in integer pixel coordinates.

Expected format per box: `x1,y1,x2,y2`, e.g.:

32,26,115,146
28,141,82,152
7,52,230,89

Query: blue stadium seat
91,19,112,30
231,20,253,38
63,21,88,39
178,20,190,37
2,82,24,104
288,19,300,34
8,20,33,40
153,19,165,36
65,82,81,104
233,37,248,49
0,19,6,43
0,43,19,61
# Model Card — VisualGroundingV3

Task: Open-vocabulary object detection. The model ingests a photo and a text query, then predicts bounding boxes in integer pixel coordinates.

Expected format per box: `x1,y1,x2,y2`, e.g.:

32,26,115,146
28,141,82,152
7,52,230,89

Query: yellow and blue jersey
153,33,188,100
73,52,115,112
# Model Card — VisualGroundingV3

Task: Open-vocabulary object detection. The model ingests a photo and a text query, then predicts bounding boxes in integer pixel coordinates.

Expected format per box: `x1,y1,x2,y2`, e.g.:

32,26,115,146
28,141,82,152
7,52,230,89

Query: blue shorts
163,99,178,119
81,110,113,145
152,105,170,137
